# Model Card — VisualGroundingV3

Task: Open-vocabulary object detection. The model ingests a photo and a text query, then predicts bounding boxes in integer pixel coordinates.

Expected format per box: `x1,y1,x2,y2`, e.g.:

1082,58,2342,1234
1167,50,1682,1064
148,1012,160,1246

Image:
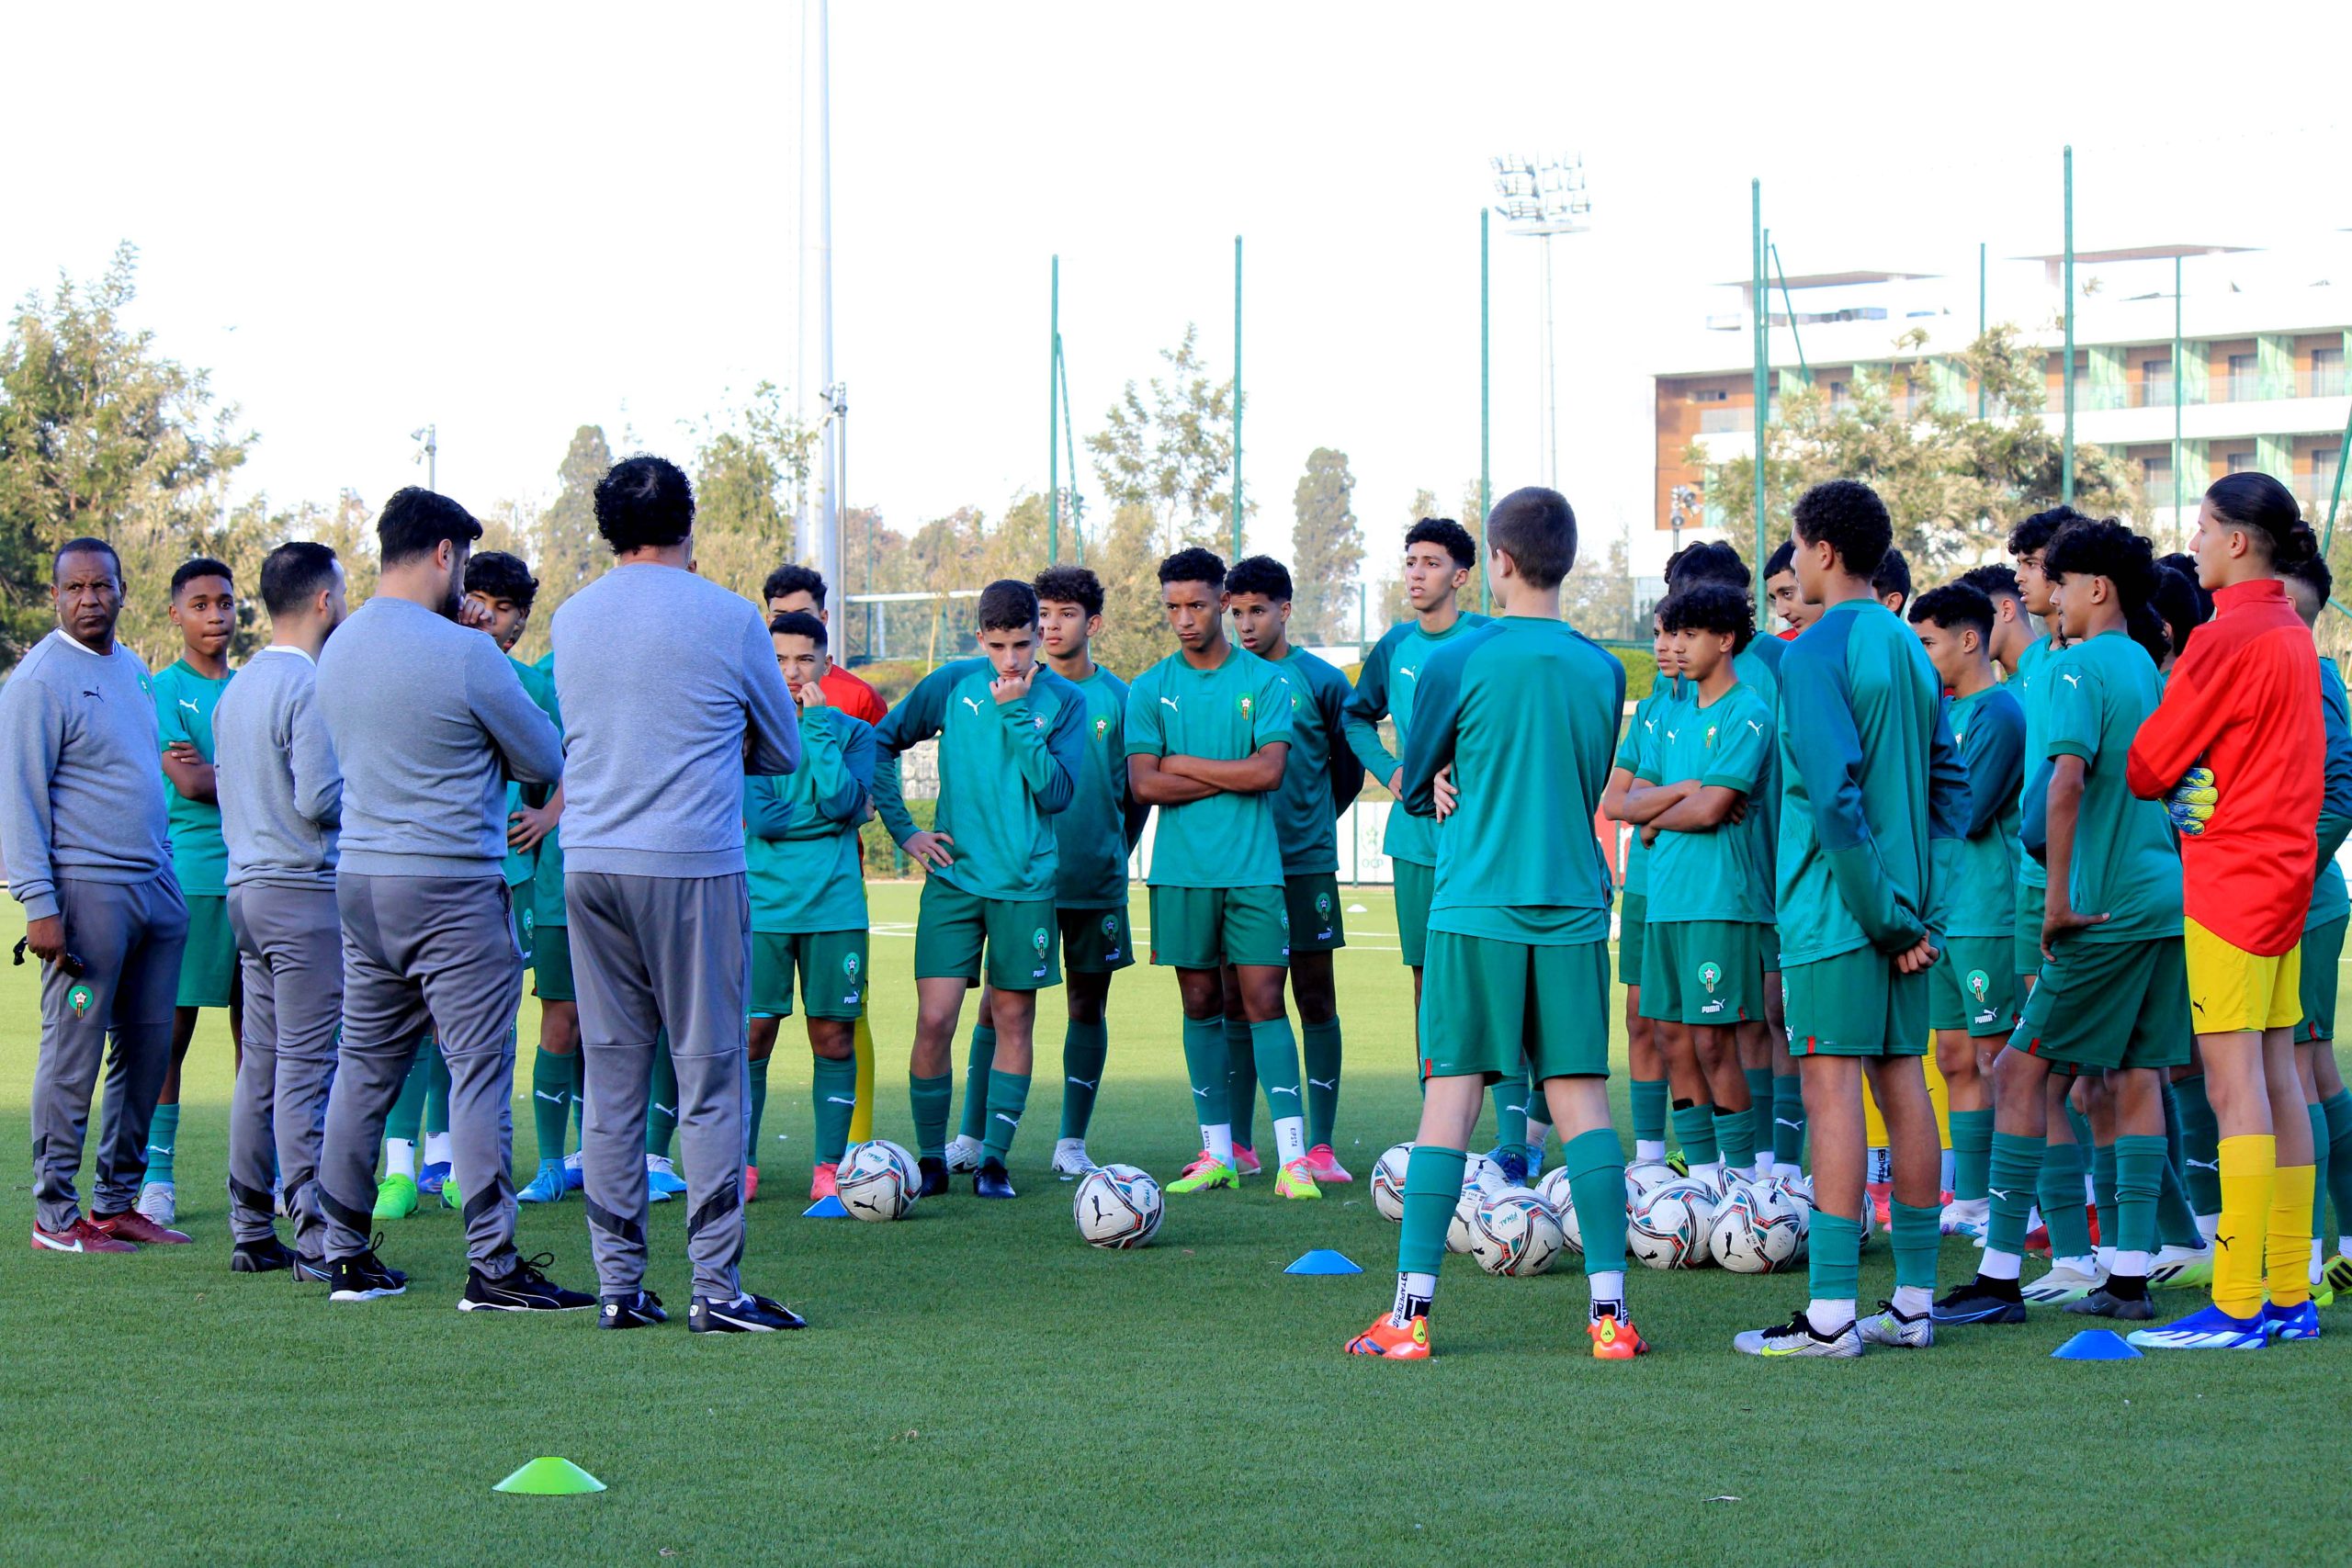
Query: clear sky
9,1,2346,580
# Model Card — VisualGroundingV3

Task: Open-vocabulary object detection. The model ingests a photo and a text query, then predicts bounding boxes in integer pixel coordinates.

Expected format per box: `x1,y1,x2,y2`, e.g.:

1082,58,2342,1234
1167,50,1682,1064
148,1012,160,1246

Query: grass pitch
0,882,2339,1566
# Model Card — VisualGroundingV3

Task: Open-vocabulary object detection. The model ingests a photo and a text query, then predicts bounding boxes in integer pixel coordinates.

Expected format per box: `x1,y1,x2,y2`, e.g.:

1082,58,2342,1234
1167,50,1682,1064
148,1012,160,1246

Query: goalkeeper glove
2165,765,2217,837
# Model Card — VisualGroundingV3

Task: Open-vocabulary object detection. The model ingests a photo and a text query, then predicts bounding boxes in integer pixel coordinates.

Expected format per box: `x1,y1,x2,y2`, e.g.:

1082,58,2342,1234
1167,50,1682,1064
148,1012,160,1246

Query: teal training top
1400,616,1622,945
746,706,876,933
1612,683,1683,897
529,649,569,928
1774,597,1970,964
1269,646,1363,876
1342,613,1489,867
2039,629,2181,944
1125,642,1294,890
1940,682,2027,940
1641,679,1775,926
1732,634,1783,916
1052,666,1146,909
2011,634,2060,890
502,655,560,890
152,658,232,896
2311,655,2352,931
874,659,1085,903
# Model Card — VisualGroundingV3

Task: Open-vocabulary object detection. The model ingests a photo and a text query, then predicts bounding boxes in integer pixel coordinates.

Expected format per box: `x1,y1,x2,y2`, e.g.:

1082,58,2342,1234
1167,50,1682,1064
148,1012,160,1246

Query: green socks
1949,1108,1993,1203
1058,1019,1109,1141
1743,1067,1773,1173
1987,1132,2043,1258
980,1069,1032,1163
1492,1074,1530,1158
1669,1104,1719,1168
2311,1103,2332,1235
1890,1199,1939,1292
386,1051,430,1145
531,1049,573,1163
2324,1089,2352,1242
806,1052,854,1166
2155,1147,2205,1249
2039,1138,2093,1260
1713,1105,1756,1174
1397,1145,1468,1278
1808,1210,1863,1303
1562,1127,1628,1276
1225,1016,1258,1151
2091,1140,2118,1247
1179,1016,1228,1140
2176,1073,2222,1215
909,1072,954,1159
1630,1077,1668,1147
958,1024,996,1143
1249,1017,1306,1160
2114,1134,2167,1257
1771,1072,1806,1167
424,1051,451,1140
1303,1017,1342,1150
646,1034,678,1157
144,1102,180,1185
746,1053,772,1162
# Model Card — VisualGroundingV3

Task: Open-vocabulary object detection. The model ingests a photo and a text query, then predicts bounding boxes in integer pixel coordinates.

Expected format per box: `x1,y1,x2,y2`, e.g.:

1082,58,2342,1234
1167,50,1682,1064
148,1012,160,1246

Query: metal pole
1049,254,1060,565
2173,254,2184,541
813,0,841,617
2324,402,2352,558
1540,231,1557,488
2062,143,2075,505
1978,242,1988,418
1358,581,1366,659
1770,242,1806,376
1058,333,1082,560
1479,208,1491,615
1751,180,1766,567
1230,234,1243,561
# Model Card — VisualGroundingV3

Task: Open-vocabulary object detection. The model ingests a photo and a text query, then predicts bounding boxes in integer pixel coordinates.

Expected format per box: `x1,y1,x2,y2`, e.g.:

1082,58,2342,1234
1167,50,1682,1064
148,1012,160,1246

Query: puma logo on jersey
1159,696,1181,712
1747,720,1764,736
962,695,981,714
2061,673,2081,689
177,698,200,713
1399,664,1419,680
1665,729,1679,742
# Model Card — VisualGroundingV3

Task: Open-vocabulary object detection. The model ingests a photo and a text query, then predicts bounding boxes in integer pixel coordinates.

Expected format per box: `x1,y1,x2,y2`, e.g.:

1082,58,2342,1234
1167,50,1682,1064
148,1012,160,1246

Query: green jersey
1125,642,1294,889
1268,645,1363,875
1612,684,1681,897
503,655,560,890
2011,634,2060,889
2312,656,2352,931
2039,629,2180,943
1052,665,1146,909
746,707,876,933
529,649,568,928
874,658,1086,902
1642,680,1775,925
153,657,233,895
1942,683,2027,939
1400,616,1622,944
1342,612,1490,867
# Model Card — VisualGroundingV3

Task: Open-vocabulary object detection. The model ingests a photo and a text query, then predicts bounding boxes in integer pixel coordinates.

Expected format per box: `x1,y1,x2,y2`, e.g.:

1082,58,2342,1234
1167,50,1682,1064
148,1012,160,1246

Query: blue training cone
802,1195,849,1218
1284,1248,1362,1275
2052,1329,2142,1360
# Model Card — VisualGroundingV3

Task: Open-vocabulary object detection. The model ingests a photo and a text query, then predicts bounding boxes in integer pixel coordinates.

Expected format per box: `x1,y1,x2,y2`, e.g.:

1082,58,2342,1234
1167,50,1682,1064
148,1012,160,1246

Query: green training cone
493,1457,606,1495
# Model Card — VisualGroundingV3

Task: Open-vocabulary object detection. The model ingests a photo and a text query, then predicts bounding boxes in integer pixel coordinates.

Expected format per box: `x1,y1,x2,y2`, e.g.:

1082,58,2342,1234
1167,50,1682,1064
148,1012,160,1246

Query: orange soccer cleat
1588,1312,1650,1359
1346,1314,1431,1360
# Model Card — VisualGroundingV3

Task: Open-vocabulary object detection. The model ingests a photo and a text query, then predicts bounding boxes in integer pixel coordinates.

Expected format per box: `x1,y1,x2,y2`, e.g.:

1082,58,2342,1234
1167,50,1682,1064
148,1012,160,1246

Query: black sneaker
291,1253,334,1284
2065,1286,2156,1320
327,1242,408,1303
231,1235,298,1274
1929,1280,2028,1325
459,1252,595,1313
688,1292,808,1333
974,1158,1016,1200
599,1289,668,1330
918,1156,950,1198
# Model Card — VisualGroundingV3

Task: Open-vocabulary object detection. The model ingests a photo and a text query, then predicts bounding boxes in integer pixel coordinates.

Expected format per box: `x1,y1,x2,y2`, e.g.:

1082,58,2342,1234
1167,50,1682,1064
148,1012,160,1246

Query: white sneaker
1857,1301,1935,1348
1938,1197,1987,1239
2020,1259,2107,1305
136,1181,177,1227
1051,1139,1096,1180
944,1134,983,1175
2148,1242,2212,1288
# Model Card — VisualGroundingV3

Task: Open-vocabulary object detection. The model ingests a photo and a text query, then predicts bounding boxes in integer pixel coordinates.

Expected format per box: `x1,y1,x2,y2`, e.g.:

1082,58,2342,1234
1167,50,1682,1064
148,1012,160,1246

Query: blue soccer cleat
2126,1302,2270,1351
2259,1299,2321,1343
645,1154,688,1203
561,1151,585,1192
517,1158,568,1205
1487,1145,1530,1187
417,1160,452,1196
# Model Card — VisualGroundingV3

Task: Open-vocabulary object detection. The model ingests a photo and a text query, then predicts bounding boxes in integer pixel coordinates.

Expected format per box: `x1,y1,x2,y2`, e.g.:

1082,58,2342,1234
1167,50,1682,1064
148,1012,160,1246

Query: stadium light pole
1479,206,1491,615
1978,242,1988,419
1751,179,1766,569
1231,234,1243,561
410,424,436,492
1490,153,1591,491
1049,254,1060,565
2062,143,2075,505
2173,254,2185,542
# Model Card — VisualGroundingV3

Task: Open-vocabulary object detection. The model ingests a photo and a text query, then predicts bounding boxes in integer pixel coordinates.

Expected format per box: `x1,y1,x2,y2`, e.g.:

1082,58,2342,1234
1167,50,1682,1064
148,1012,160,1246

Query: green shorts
509,889,537,967
1148,884,1288,970
1619,892,1647,987
1637,919,1767,1027
752,929,869,1021
2011,935,2190,1073
2299,914,2346,1044
2014,879,2047,982
1395,859,1434,969
914,878,1060,991
1419,931,1611,1082
1283,872,1347,953
176,894,238,1010
1928,935,2022,1036
534,924,574,1002
1059,905,1136,974
1783,948,1929,1058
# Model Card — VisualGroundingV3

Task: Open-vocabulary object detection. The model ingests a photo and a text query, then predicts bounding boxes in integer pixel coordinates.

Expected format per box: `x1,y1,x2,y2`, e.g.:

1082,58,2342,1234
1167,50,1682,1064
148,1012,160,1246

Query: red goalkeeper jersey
2126,577,2322,955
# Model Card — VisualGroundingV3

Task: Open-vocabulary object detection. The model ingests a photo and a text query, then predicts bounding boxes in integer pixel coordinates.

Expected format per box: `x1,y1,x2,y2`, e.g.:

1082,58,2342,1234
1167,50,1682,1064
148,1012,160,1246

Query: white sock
385,1138,417,1180
2312,1237,2327,1269
1939,1148,1955,1190
2339,1233,2352,1258
2096,1245,2116,1275
1587,1269,1626,1314
1635,1139,1666,1163
1273,1115,1307,1168
1202,1123,1233,1166
1526,1118,1553,1156
2196,1213,2219,1242
422,1131,451,1168
1730,1165,1758,1185
2053,1253,2097,1275
1391,1269,1438,1325
1980,1247,2023,1281
2112,1248,2150,1280
1806,1297,1856,1335
1773,1161,1804,1179
1867,1146,1891,1184
1891,1284,1930,1317
1690,1160,1722,1189
2082,1173,2097,1204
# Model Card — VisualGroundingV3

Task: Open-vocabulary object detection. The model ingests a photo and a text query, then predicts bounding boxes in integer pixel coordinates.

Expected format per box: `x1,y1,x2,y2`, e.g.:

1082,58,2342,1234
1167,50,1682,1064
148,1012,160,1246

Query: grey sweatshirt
551,561,800,878
315,595,564,878
0,629,174,919
215,645,343,889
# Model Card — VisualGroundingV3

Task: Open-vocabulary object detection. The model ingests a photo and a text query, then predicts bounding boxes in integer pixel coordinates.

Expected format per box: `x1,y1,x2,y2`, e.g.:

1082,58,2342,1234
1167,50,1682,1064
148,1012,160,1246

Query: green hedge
1613,646,1658,701
861,799,931,877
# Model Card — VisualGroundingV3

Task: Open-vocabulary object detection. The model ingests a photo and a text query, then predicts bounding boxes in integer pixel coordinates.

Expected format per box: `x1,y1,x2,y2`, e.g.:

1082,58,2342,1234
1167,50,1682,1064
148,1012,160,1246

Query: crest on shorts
1699,961,1723,992
843,951,861,980
1101,914,1118,936
1316,892,1331,917
67,982,93,1017
1967,968,1989,1003
1033,927,1050,956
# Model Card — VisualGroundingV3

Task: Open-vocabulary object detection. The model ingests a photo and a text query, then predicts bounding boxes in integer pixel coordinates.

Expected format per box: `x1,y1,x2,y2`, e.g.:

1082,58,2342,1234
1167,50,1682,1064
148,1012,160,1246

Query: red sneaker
1589,1312,1650,1359
91,1210,191,1246
33,1217,139,1253
1345,1313,1430,1359
1305,1144,1354,1183
809,1163,838,1201
743,1165,760,1204
1233,1145,1262,1179
1867,1181,1893,1232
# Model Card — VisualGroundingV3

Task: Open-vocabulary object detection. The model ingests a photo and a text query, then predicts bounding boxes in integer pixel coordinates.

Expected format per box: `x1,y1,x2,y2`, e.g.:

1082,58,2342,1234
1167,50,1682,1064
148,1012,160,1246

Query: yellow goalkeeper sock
2266,1161,2315,1310
2213,1134,2276,1318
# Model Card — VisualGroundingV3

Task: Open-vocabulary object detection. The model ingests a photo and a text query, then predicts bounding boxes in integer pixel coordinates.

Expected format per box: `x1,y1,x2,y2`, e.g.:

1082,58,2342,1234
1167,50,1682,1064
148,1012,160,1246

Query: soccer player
1956,564,2036,677
1871,547,1912,615
1128,549,1313,1198
875,581,1085,1201
1346,486,1645,1360
1734,479,1964,1359
1906,583,2025,1242
6,537,193,1253
2125,473,2326,1349
313,488,588,1312
522,639,586,1204
745,611,876,1202
1625,581,1772,1190
1222,556,1363,1183
554,456,802,1332
764,564,888,723
1601,611,1682,1166
1931,520,2184,1326
214,542,348,1273
138,557,241,1228
1763,539,1815,638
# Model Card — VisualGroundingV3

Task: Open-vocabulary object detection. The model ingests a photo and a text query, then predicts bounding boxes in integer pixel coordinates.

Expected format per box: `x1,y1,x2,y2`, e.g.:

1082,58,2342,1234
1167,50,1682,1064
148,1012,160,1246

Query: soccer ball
1707,1182,1805,1274
1072,1163,1163,1249
1371,1143,1413,1223
837,1140,918,1222
1446,1190,1483,1254
1461,1151,1510,1195
1628,1179,1717,1269
1624,1159,1679,1211
1535,1167,1583,1254
1468,1190,1566,1278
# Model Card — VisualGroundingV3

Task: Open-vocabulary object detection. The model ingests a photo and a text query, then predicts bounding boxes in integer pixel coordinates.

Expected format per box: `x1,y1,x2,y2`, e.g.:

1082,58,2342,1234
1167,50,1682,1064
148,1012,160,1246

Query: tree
0,243,253,666
1288,447,1363,645
535,423,612,629
1087,325,1252,558
1563,516,1636,643
1086,501,1176,680
686,382,814,604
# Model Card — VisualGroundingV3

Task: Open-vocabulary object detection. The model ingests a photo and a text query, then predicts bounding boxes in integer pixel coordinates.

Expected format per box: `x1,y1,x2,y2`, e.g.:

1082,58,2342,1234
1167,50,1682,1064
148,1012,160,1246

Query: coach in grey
3,537,193,1253
213,541,349,1275
552,455,804,1333
312,489,593,1313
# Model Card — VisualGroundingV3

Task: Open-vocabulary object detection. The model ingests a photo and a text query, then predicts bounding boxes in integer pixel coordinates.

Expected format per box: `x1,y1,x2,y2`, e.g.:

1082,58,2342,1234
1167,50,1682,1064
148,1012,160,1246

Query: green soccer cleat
1166,1152,1238,1194
442,1176,461,1211
2324,1254,2352,1297
373,1172,419,1221
2148,1244,2213,1291
2019,1260,2105,1305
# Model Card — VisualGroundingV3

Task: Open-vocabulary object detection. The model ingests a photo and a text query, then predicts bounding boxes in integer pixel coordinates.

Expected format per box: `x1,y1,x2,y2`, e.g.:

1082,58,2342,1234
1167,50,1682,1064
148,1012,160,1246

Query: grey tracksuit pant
316,873,521,1276
226,886,341,1252
566,869,749,1301
29,874,188,1232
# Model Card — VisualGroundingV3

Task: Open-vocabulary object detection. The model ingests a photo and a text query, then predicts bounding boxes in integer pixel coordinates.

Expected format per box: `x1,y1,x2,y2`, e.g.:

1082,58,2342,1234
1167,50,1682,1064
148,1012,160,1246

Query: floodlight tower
1489,152,1591,490
411,424,437,492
